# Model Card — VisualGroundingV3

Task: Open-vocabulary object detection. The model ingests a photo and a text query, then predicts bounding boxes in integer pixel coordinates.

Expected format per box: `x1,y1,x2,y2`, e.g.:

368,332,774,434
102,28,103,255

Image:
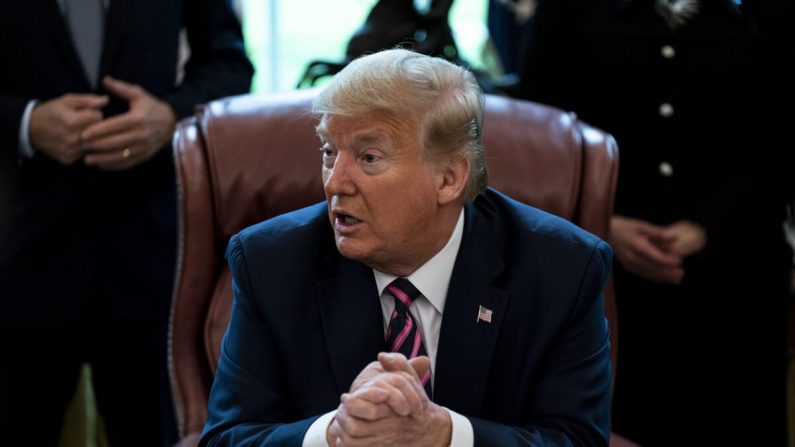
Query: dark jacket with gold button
519,0,791,291
518,0,792,445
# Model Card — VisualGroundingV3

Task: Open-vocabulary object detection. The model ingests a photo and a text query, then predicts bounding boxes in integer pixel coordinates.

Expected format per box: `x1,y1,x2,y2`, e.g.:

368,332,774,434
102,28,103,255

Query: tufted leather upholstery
168,89,626,446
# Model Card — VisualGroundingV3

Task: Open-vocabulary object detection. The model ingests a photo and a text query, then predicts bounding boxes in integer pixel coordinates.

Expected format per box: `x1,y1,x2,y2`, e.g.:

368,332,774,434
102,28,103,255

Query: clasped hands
327,352,452,447
610,215,708,284
29,76,177,170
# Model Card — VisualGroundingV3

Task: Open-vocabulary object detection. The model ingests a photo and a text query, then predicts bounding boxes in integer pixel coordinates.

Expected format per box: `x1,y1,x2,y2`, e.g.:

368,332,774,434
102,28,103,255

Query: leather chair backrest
169,89,619,444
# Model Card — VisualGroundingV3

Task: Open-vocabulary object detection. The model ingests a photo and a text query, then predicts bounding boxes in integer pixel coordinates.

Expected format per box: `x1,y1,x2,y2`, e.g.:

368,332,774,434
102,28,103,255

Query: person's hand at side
28,94,108,165
658,220,708,259
610,215,685,284
81,76,177,171
328,353,452,447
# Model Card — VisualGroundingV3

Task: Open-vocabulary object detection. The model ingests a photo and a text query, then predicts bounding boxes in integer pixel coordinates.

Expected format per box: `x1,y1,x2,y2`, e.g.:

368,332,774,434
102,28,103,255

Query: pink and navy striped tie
385,278,432,397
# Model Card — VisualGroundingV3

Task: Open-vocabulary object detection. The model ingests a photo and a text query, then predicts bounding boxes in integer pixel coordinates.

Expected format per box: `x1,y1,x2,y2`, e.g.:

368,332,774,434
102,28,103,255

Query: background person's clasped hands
29,75,176,171
610,215,708,285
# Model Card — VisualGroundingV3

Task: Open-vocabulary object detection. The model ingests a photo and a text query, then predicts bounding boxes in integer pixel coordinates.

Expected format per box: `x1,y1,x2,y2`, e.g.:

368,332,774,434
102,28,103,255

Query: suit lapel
99,0,132,78
433,201,509,415
32,0,89,87
316,254,385,394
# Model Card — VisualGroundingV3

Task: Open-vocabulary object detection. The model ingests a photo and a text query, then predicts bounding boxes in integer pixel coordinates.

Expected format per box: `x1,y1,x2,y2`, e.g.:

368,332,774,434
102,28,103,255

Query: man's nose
323,153,356,196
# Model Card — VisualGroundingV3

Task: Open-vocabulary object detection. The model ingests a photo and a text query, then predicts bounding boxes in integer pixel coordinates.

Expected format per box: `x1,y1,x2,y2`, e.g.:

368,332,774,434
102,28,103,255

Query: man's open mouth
335,212,362,226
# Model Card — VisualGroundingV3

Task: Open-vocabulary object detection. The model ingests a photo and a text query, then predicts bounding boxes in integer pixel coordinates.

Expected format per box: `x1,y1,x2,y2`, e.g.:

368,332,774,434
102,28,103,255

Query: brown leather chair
169,89,625,446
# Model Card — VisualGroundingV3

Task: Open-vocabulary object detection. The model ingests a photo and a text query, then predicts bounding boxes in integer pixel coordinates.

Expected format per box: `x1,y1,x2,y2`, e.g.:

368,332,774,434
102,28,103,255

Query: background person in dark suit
200,48,613,447
0,1,253,445
518,0,793,445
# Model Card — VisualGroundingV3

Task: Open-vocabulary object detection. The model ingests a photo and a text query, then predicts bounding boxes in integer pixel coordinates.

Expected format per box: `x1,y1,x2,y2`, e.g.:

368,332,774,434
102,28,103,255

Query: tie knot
386,278,421,308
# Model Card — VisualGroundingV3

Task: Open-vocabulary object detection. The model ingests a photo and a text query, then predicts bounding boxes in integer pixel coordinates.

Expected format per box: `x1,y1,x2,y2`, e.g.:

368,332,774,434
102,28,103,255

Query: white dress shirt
303,209,474,446
18,101,37,160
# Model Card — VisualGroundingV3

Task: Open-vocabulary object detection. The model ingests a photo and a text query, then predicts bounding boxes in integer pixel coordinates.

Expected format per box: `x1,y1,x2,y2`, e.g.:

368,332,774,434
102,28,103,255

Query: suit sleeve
164,0,254,119
0,94,30,167
199,235,319,447
471,241,613,447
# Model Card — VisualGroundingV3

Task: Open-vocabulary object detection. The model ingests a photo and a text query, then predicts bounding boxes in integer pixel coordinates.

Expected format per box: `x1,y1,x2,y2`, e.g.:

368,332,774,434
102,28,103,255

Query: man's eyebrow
315,127,389,147
350,131,388,146
315,125,329,142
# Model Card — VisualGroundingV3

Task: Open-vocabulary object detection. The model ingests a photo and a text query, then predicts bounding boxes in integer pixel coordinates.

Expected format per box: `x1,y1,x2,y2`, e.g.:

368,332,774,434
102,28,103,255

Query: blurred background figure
0,1,253,446
296,0,468,88
485,0,536,93
517,0,793,445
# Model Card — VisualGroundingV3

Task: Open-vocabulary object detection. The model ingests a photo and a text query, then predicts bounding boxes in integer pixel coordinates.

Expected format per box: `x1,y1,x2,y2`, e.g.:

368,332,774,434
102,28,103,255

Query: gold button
661,45,676,59
659,103,674,117
659,161,674,177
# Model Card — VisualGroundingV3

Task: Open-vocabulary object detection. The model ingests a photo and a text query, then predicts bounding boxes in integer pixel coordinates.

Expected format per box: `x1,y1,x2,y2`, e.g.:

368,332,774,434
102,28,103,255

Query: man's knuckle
385,374,408,387
61,113,76,127
65,134,80,146
136,127,150,140
364,408,377,420
127,113,141,127
341,417,357,434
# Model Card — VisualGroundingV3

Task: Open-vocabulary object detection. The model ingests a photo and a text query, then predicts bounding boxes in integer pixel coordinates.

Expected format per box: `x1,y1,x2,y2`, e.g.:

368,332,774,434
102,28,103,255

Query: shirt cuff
302,410,336,447
18,100,37,159
446,407,474,447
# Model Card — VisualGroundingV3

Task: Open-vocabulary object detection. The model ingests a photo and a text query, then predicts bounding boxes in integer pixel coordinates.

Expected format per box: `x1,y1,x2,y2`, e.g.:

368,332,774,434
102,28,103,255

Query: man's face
318,113,447,275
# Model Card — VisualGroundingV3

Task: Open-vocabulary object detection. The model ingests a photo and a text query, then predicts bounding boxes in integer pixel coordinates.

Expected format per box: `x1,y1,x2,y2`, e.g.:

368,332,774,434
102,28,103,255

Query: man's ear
437,156,470,206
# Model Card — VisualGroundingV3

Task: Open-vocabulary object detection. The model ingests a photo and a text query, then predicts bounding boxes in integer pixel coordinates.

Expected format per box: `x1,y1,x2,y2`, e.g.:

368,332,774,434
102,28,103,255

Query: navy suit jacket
201,189,612,446
0,0,253,329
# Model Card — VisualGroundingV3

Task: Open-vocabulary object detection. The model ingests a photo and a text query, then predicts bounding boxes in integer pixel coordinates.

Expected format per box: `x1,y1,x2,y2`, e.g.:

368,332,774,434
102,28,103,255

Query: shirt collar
57,0,110,13
373,208,465,314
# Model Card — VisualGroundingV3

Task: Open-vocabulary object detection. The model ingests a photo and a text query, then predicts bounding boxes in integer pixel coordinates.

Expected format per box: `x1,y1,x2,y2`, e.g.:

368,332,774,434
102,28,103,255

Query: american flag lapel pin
476,305,493,323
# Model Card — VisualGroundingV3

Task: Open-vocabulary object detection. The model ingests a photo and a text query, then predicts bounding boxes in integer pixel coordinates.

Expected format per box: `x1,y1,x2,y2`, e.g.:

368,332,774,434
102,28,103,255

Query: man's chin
334,238,370,263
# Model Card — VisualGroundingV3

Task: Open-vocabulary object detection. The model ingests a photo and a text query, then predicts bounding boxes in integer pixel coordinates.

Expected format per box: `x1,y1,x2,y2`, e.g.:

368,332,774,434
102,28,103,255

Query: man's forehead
316,115,401,145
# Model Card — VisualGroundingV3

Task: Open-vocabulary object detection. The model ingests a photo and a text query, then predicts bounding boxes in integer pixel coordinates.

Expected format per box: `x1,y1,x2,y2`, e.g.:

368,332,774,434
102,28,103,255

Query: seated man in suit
200,48,613,447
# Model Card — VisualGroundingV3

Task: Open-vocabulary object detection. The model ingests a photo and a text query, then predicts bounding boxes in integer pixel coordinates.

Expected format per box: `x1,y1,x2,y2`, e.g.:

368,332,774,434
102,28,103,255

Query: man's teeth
341,215,358,224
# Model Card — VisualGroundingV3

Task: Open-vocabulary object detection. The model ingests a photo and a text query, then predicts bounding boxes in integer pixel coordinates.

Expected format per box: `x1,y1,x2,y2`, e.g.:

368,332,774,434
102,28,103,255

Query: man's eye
362,154,377,163
320,146,336,169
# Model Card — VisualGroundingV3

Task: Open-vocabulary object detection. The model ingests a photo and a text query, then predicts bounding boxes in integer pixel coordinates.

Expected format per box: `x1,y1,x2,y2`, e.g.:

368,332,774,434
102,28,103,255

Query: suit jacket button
659,103,674,117
658,161,674,177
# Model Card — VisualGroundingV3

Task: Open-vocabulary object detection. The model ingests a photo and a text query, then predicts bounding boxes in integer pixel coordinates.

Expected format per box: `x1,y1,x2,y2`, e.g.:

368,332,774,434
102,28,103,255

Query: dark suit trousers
0,296,176,447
